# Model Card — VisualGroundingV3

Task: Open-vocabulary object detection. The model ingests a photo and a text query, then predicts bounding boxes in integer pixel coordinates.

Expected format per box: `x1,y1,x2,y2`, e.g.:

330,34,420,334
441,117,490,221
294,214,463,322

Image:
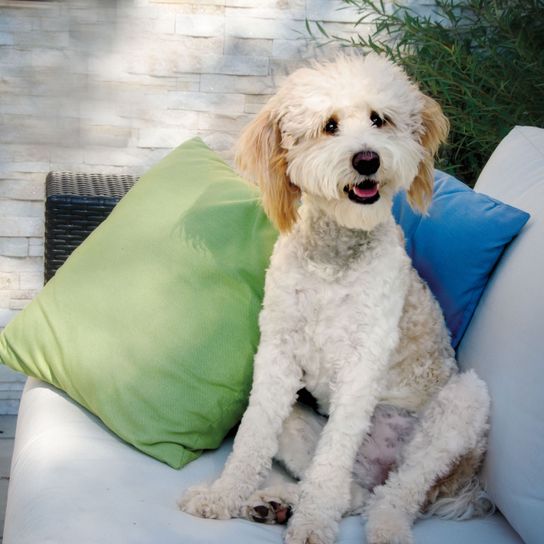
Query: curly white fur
179,53,491,544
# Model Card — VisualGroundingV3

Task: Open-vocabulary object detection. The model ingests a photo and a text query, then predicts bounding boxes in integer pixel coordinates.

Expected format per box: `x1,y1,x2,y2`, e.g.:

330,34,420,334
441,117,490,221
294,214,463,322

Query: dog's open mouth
344,179,381,205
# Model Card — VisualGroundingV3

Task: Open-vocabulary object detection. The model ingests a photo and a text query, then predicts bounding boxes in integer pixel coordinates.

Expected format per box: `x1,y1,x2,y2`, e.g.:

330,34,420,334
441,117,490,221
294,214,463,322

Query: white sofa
4,126,543,543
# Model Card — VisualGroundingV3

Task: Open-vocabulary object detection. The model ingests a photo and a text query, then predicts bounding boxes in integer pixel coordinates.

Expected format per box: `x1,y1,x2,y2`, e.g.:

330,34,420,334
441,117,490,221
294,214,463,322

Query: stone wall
0,0,369,413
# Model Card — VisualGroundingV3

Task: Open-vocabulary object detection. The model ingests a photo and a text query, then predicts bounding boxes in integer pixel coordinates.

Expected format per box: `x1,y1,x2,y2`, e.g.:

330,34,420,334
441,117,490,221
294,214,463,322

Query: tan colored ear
408,95,449,213
235,108,301,233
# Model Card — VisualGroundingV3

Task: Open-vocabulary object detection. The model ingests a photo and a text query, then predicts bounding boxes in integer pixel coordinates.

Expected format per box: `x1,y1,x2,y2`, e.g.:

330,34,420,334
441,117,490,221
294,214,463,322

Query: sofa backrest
457,126,544,544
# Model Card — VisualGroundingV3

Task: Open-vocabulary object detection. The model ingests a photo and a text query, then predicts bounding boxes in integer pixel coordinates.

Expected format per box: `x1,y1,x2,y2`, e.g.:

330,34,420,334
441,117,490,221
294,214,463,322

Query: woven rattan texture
46,171,136,199
44,172,138,282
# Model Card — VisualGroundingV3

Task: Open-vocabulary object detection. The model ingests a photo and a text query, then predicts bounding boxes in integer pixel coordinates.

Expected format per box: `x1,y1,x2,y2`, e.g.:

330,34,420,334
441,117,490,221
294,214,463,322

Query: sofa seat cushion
457,126,544,544
5,378,522,544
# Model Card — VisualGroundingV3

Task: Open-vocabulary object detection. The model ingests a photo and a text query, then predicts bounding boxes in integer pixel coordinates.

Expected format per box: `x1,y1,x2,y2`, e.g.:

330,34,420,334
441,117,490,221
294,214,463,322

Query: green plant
310,0,544,185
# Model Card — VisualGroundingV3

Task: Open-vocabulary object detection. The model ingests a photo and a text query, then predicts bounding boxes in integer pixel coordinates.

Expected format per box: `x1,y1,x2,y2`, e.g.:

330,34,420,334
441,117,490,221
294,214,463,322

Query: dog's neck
295,203,398,269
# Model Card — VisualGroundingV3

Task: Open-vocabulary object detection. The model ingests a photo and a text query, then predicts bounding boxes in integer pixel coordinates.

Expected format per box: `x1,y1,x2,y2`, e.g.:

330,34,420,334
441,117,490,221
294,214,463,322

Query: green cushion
0,137,277,468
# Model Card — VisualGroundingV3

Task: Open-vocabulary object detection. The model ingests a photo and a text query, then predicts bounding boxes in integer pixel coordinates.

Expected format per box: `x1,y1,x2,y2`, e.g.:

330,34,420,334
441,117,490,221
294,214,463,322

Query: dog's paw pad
245,498,292,524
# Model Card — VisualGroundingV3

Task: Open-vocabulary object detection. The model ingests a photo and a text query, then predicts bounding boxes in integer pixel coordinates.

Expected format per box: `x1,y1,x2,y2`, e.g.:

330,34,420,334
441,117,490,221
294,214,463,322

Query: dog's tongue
353,183,379,198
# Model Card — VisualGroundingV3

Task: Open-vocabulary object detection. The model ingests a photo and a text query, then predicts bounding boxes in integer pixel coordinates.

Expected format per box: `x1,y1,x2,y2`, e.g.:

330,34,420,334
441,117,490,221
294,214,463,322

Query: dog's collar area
344,179,381,205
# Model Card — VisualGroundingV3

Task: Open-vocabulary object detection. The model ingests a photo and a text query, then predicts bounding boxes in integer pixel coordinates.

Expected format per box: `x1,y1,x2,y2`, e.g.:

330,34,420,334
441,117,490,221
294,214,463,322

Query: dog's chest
267,218,407,414
291,266,377,414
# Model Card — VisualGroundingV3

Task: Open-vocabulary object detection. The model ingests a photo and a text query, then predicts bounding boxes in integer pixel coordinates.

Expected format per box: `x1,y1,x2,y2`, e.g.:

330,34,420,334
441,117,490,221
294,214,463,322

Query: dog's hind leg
277,403,371,516
364,370,490,544
275,402,326,479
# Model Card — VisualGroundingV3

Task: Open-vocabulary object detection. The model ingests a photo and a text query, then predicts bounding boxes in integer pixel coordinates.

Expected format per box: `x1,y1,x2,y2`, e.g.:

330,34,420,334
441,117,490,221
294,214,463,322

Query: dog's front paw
178,484,241,520
242,494,293,525
365,504,413,544
285,511,338,544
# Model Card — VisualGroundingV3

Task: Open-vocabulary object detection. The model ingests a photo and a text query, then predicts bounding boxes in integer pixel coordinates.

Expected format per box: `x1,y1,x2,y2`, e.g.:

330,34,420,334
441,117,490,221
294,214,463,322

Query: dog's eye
370,111,385,128
324,117,338,135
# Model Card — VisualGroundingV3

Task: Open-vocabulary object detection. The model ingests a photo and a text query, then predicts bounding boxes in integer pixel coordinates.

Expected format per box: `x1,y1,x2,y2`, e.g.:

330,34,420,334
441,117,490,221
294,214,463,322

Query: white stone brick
137,127,197,149
244,94,270,114
0,238,29,258
0,179,44,201
81,125,133,148
29,238,44,257
151,0,225,5
189,54,269,76
0,13,33,31
272,38,306,59
0,162,50,176
270,57,306,79
19,272,43,291
0,200,43,218
31,49,68,69
118,13,176,35
225,6,305,20
0,47,33,68
48,147,86,169
224,36,272,57
200,74,274,94
306,0,360,23
226,16,305,39
0,31,13,45
0,217,43,238
77,100,133,127
0,145,49,165
131,108,200,130
0,114,79,147
82,147,169,172
37,15,71,32
168,90,246,114
123,36,224,71
198,111,253,132
126,52,176,79
226,0,301,7
0,272,18,291
9,298,32,311
0,95,59,116
175,14,224,37
0,256,42,274
12,30,70,48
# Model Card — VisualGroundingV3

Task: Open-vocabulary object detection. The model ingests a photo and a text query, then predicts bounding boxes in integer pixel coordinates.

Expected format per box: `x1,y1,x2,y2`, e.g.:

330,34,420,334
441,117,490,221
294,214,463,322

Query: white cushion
5,379,521,543
458,126,544,544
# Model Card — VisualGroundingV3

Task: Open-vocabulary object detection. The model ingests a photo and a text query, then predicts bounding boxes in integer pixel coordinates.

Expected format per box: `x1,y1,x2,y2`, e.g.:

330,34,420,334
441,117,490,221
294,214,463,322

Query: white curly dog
179,54,492,544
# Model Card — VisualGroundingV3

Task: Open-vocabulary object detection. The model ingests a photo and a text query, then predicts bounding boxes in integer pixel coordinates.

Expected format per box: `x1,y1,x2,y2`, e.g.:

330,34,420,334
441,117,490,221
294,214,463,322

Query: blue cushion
393,171,530,348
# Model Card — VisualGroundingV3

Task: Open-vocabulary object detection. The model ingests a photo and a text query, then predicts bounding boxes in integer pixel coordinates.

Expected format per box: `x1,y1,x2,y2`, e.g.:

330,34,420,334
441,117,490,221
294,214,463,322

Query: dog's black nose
352,151,380,176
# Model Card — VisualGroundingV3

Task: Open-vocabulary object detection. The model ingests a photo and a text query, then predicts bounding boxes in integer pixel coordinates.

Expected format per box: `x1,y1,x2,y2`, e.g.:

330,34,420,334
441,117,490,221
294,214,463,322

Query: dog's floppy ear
408,95,449,213
235,107,301,233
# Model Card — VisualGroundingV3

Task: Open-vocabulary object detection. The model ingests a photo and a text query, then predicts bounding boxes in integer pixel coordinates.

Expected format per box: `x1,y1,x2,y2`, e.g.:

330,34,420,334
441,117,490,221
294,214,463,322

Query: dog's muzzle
344,151,381,205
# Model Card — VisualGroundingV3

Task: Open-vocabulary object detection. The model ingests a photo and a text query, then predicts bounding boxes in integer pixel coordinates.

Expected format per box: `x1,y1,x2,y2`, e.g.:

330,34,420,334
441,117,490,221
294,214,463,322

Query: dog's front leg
179,331,302,520
285,356,388,544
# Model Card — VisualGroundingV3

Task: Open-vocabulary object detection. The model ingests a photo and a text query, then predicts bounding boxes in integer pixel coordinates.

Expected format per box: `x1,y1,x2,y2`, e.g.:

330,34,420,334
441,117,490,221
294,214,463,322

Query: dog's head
235,53,449,232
